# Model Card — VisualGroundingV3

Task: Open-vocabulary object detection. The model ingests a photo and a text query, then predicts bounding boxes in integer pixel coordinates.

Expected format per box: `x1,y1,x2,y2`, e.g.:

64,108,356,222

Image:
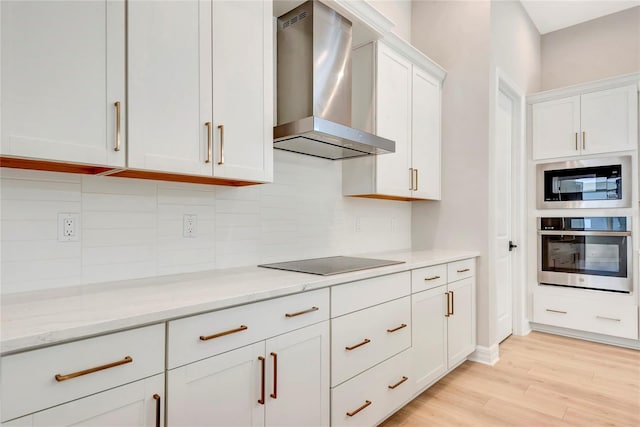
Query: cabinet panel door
212,0,273,182
411,67,441,200
167,342,265,427
375,43,412,198
447,278,476,368
5,374,164,427
532,96,580,160
580,85,638,155
1,0,125,166
411,286,447,393
265,321,330,427
128,0,213,175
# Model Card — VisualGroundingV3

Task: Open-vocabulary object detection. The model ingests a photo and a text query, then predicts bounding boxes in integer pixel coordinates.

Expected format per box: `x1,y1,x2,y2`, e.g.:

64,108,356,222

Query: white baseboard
468,344,499,366
530,323,640,350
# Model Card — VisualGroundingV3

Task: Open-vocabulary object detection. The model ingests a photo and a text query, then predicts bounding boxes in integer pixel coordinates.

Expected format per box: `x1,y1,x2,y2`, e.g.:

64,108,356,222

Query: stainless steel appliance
538,217,632,293
537,156,631,209
273,1,395,160
258,256,404,275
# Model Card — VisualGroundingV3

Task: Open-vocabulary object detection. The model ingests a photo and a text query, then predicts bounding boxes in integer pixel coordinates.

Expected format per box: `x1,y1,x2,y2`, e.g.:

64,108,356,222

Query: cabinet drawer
331,296,411,386
331,348,412,427
447,258,475,282
1,324,164,422
331,272,410,318
168,288,329,368
411,264,447,293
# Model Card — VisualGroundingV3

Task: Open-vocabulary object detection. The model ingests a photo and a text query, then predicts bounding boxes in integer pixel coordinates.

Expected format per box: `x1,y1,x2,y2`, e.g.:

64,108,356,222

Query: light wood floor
380,331,640,426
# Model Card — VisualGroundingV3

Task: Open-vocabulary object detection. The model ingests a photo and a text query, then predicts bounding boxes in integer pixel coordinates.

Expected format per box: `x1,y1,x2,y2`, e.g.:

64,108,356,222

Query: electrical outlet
355,218,362,232
58,213,79,242
183,214,198,238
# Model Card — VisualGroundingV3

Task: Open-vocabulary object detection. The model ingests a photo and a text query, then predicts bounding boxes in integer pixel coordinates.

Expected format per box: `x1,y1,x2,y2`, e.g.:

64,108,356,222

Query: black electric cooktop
258,256,404,276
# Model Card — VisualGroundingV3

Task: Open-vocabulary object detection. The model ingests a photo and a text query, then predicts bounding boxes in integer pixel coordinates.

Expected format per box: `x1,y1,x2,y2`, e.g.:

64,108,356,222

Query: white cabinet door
168,341,265,427
411,286,447,393
532,96,580,160
375,43,412,198
212,0,273,182
1,0,125,166
411,66,441,200
127,0,213,176
446,278,476,368
265,321,330,427
580,85,638,155
4,374,164,427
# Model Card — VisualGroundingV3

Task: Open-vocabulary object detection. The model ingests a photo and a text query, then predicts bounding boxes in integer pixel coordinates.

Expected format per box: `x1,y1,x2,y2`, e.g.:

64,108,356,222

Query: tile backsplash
1,151,411,294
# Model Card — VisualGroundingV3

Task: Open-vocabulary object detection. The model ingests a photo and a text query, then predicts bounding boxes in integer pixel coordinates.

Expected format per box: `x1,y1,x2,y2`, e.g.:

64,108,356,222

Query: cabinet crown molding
528,72,640,104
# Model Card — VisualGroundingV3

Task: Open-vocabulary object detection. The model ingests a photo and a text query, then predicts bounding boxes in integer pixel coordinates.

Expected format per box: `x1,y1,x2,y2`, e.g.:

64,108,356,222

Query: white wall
0,152,411,294
541,6,640,90
366,0,412,41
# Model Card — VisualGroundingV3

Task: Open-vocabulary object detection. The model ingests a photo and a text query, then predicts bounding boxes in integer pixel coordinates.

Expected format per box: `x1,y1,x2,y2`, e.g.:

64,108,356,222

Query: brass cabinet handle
388,376,409,390
205,122,212,163
153,394,161,427
199,325,248,341
445,292,451,317
545,309,567,314
409,168,414,190
54,356,132,382
450,290,454,316
285,306,319,318
575,132,578,151
414,168,418,191
387,324,407,333
114,101,121,152
258,356,266,404
345,338,371,351
218,124,224,165
582,131,586,150
270,352,278,399
347,400,372,417
456,268,470,273
596,315,621,322
425,275,441,281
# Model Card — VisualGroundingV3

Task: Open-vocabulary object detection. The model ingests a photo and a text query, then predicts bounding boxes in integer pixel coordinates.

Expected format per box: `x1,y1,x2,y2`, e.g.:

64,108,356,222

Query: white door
411,67,441,200
496,89,514,343
4,375,164,427
265,321,330,427
167,342,265,427
411,286,447,392
212,0,273,182
580,85,638,155
127,0,213,175
375,43,412,198
531,96,580,160
1,0,125,166
446,278,475,368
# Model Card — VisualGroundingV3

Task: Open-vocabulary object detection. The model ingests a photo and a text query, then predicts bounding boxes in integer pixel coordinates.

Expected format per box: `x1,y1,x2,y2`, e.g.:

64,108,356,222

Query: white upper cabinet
1,0,125,167
532,85,638,160
344,40,444,201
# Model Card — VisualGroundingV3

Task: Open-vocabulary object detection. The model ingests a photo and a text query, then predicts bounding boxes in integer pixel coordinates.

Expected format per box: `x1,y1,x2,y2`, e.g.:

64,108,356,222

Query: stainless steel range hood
273,1,395,160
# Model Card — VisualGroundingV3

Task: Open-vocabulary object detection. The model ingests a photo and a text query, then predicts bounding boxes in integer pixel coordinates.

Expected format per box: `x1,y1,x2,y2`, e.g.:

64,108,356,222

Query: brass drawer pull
545,309,567,314
218,124,225,165
387,324,407,333
456,268,470,273
114,101,122,152
205,122,212,163
347,400,372,417
445,292,451,317
596,315,621,322
285,306,319,318
153,394,161,427
409,168,414,191
414,168,418,191
345,338,371,351
54,356,132,382
424,275,441,281
270,352,278,399
388,376,409,389
199,325,248,341
450,290,454,316
258,356,266,404
582,131,586,150
575,132,578,151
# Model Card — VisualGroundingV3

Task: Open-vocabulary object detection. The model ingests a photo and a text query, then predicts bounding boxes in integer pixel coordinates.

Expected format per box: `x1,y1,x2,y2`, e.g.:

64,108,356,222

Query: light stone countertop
1,249,479,355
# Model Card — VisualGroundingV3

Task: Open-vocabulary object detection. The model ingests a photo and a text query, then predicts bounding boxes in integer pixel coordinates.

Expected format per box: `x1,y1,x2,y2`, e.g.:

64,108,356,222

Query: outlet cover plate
58,213,80,242
183,214,198,238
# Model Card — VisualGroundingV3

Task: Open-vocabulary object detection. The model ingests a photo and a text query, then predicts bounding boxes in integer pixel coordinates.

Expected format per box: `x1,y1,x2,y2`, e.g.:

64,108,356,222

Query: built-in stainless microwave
537,156,631,209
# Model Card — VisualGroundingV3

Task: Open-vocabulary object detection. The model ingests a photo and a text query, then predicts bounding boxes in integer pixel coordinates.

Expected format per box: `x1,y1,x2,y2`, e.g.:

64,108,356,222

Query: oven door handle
538,230,631,237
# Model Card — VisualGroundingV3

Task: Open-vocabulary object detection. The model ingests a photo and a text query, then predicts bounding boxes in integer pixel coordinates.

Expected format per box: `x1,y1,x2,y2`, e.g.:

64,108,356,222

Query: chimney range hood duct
273,1,395,160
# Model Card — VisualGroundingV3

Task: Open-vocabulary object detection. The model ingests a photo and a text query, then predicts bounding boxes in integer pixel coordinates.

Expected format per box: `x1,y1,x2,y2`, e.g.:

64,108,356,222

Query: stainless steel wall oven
538,217,632,293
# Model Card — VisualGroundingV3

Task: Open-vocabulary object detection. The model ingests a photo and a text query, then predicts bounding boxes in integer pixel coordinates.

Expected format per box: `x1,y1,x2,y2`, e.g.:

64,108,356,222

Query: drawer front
331,296,411,386
1,324,165,422
331,272,410,318
331,349,412,427
447,258,475,282
411,264,447,293
168,288,329,368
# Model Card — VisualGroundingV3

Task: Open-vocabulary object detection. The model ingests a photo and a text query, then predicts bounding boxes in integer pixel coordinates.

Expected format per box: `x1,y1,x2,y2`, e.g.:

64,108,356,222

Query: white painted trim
531,323,640,350
468,344,500,366
330,0,395,37
380,32,447,82
527,72,640,104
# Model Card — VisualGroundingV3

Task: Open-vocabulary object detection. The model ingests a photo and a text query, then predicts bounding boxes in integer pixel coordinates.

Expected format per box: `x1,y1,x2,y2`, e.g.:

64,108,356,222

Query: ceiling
520,0,640,34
